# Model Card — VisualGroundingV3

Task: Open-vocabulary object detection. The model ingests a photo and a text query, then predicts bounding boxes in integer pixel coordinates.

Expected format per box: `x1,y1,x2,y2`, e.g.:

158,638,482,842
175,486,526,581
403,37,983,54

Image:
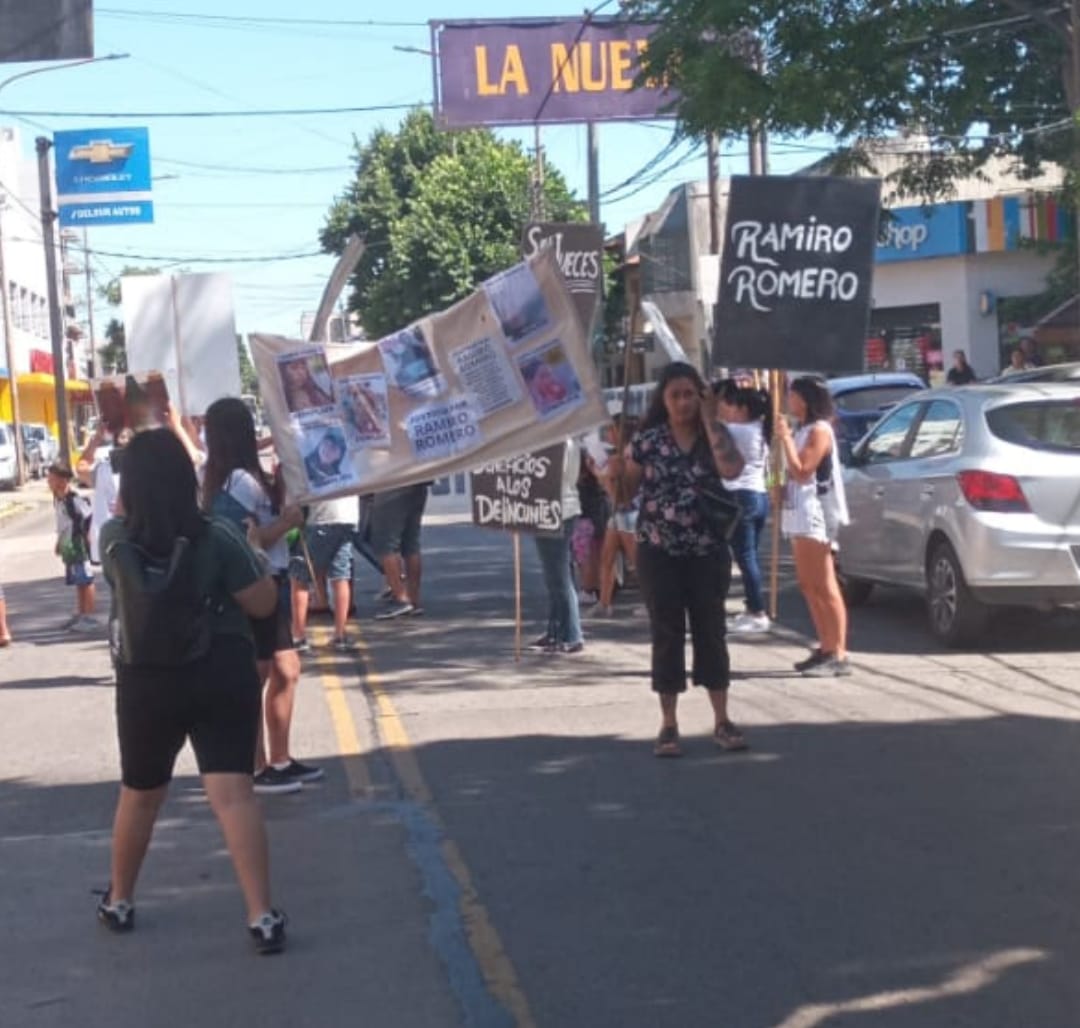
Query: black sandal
714,721,748,752
654,726,682,758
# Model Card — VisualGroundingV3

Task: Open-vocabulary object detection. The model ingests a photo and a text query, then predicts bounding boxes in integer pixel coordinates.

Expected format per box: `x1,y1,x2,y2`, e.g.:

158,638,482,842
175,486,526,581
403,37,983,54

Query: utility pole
36,136,71,469
0,198,25,484
587,122,600,225
532,124,545,221
706,134,721,255
82,228,96,380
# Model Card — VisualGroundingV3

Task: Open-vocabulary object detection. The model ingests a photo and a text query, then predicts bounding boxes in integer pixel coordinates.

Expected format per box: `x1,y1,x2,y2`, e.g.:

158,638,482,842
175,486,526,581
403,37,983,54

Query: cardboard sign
713,175,882,373
122,272,241,415
522,222,604,339
251,248,608,503
470,444,565,535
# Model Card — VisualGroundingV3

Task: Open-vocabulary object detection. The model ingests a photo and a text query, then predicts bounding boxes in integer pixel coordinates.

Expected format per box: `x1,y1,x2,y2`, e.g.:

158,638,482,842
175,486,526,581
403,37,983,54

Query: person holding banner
607,362,748,757
776,377,852,678
202,398,323,794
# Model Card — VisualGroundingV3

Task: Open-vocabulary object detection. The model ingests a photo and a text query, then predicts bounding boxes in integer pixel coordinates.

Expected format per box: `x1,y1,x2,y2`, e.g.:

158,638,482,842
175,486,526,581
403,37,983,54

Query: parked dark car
827,372,927,462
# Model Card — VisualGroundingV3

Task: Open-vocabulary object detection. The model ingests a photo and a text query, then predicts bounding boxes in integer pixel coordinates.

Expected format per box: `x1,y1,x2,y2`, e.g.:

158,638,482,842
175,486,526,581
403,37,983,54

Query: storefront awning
15,372,92,395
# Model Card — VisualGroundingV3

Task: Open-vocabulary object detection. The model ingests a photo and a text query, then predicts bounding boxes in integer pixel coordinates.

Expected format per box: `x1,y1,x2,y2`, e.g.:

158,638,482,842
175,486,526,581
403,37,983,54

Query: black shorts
115,634,262,790
370,484,428,559
251,573,294,661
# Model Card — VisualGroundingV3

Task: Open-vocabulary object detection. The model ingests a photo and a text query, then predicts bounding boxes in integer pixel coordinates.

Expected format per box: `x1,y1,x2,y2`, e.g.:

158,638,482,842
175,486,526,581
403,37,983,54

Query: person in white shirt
717,381,773,635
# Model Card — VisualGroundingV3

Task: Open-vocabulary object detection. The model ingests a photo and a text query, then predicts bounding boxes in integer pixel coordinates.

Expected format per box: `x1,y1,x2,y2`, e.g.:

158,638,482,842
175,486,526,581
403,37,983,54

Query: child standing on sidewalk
47,463,99,633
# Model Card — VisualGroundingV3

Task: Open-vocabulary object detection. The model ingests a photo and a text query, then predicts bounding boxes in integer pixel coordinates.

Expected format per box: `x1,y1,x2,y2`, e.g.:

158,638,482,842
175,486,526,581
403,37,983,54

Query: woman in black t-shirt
97,429,289,954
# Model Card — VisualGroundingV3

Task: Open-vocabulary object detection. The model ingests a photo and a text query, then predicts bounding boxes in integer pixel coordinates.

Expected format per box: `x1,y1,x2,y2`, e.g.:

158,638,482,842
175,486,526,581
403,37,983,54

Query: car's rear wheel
926,540,989,647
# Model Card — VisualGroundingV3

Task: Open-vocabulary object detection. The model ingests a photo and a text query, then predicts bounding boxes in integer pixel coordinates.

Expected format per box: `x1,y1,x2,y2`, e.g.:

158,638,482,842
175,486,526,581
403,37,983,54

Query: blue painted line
395,799,516,1028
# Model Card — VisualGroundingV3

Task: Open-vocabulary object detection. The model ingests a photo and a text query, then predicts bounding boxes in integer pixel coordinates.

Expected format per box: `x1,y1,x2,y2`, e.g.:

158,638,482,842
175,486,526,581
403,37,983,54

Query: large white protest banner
251,248,609,504
122,272,242,415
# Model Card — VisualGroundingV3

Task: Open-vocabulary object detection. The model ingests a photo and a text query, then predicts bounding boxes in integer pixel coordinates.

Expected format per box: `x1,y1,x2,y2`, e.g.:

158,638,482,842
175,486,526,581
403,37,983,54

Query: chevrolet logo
69,140,135,164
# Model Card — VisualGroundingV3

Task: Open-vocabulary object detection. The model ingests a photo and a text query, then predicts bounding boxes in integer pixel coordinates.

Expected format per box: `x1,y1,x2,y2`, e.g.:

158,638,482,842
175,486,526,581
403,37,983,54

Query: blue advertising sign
876,203,968,263
59,200,154,228
54,127,153,227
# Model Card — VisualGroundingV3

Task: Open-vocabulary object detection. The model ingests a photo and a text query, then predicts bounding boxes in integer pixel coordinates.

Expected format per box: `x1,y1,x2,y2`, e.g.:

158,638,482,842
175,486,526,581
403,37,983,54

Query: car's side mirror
845,442,867,467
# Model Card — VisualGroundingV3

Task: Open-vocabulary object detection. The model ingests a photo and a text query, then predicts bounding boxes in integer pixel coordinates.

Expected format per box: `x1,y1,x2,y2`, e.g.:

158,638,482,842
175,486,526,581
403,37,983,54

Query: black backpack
107,531,213,668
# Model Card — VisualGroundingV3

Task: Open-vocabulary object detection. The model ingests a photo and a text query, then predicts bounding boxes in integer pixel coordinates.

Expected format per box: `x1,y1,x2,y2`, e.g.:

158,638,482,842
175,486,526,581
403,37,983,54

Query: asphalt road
3,495,1080,1028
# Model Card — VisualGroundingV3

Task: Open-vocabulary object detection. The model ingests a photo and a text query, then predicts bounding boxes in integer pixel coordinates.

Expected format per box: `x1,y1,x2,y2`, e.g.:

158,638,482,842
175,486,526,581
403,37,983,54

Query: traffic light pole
36,136,71,469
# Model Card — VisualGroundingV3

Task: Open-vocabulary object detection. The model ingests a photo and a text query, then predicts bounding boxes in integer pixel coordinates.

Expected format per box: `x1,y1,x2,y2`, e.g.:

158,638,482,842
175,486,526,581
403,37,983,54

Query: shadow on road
3,713,1079,1027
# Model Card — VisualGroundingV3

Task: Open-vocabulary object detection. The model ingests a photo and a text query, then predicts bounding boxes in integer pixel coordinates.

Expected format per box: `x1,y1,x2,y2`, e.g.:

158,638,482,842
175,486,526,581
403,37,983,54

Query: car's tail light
957,470,1030,513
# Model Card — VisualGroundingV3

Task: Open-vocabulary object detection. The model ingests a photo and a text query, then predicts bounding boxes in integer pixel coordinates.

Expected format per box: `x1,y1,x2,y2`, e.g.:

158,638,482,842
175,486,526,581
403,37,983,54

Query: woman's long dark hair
119,429,205,557
202,397,280,512
715,379,774,445
640,362,706,432
789,376,835,425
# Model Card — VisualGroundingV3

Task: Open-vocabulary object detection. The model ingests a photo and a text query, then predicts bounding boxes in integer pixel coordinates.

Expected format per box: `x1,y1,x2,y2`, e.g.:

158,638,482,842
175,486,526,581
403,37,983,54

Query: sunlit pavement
3,504,1080,1027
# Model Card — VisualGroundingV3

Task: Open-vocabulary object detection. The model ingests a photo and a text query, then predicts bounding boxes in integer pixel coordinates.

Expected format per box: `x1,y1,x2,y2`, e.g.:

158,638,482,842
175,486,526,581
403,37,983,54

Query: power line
155,157,353,176
97,8,429,28
0,102,424,120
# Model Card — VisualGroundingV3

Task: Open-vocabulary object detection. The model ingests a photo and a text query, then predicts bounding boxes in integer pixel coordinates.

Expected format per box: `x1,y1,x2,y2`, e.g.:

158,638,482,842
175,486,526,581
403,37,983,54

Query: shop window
866,304,943,382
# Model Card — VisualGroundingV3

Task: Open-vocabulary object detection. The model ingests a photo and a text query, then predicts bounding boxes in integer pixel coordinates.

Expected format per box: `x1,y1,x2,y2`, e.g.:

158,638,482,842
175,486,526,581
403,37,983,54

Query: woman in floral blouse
608,362,747,757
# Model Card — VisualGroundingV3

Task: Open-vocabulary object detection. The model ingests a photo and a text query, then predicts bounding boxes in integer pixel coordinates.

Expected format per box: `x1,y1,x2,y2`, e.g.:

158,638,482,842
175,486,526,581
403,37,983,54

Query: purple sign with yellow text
432,18,673,127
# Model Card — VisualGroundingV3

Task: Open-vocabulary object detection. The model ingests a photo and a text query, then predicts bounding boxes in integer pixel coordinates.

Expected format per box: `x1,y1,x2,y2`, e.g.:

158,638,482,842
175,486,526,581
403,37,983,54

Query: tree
96,265,160,375
322,108,585,337
236,334,258,394
629,1,1071,200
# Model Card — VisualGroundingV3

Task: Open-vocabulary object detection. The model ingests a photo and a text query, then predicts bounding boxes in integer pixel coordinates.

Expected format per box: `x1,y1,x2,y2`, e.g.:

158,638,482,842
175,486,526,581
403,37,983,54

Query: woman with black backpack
98,428,288,954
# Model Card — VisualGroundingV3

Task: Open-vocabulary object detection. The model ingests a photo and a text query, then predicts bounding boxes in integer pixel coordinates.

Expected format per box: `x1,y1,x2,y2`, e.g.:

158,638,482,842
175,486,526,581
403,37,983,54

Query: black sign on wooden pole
713,175,882,373
470,444,565,536
522,222,604,342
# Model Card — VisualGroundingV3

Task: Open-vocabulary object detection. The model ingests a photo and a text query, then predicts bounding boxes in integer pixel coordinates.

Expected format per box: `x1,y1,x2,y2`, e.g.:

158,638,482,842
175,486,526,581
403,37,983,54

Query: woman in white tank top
776,377,851,678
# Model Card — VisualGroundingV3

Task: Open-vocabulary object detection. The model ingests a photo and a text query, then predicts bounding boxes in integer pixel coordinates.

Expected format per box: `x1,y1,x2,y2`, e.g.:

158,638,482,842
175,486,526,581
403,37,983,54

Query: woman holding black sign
776,377,851,677
607,362,747,757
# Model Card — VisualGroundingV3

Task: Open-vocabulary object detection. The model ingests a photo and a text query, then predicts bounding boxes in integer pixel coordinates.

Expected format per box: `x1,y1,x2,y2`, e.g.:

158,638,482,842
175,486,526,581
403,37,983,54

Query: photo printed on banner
449,336,522,416
518,340,583,420
379,325,446,398
406,398,482,462
338,372,391,449
484,262,551,346
299,420,357,493
278,349,336,415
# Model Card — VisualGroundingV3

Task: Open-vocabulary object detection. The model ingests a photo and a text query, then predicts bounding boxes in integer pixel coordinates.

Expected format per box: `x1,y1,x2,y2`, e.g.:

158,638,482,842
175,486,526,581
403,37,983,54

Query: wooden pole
768,369,783,620
513,532,523,662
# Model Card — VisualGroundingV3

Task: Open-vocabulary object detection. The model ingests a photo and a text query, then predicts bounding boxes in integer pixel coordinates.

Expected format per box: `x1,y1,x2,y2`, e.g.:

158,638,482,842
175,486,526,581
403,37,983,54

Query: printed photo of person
94,372,171,436
340,374,390,448
518,342,584,420
379,326,443,397
485,263,552,345
302,423,354,491
279,351,335,413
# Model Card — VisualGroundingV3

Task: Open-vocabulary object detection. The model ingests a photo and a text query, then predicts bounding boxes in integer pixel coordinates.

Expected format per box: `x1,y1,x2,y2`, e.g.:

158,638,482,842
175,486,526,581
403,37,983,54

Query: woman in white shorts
777,376,851,678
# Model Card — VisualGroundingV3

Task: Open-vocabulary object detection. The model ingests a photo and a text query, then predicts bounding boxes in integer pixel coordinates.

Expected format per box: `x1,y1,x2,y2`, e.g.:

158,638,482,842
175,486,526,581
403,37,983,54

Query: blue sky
0,2,831,341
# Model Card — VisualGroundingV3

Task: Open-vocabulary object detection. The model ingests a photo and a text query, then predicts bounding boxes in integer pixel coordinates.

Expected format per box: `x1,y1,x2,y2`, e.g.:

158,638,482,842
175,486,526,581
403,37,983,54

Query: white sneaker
728,612,771,635
70,615,102,634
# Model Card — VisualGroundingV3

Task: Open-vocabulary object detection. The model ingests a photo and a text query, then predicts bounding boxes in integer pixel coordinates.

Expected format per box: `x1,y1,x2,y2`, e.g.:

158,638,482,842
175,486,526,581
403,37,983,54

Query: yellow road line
354,634,537,1028
314,628,373,799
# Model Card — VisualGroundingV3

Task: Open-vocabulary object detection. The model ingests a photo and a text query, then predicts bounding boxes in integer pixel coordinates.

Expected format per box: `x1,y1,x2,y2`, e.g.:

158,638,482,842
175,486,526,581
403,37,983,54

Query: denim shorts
291,523,355,584
64,561,95,587
369,485,428,559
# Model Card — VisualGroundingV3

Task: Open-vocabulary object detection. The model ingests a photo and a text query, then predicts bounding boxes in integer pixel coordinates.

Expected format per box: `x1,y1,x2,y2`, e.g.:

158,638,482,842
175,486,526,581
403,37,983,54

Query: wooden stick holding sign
513,533,523,662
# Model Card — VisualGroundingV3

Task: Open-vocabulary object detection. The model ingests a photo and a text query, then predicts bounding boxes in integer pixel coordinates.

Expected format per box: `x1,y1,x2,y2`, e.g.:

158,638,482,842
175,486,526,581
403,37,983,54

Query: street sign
54,127,154,227
432,18,673,128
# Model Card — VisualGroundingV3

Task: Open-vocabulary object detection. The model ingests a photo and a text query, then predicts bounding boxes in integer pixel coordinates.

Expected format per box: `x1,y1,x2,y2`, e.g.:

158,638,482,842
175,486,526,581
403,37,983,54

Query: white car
838,382,1080,646
0,423,16,489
